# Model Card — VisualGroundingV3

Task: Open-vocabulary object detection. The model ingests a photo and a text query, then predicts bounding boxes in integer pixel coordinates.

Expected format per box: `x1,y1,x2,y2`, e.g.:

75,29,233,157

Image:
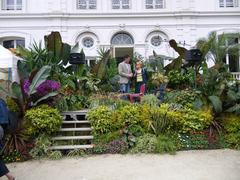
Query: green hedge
25,105,62,136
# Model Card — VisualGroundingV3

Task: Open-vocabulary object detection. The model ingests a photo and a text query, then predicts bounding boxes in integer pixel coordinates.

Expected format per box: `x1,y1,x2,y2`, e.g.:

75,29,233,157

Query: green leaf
11,82,23,102
32,91,58,106
61,43,71,65
44,31,62,60
208,95,222,113
28,66,51,95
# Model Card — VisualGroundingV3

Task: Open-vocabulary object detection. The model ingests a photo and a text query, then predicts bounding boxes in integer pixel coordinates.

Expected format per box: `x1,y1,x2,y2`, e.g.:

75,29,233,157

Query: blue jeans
120,83,130,93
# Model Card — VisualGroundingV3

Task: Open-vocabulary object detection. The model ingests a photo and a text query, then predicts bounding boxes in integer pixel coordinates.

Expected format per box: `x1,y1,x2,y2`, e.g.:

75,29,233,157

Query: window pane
155,0,164,8
6,0,14,10
122,5,129,9
146,4,153,9
112,0,120,9
16,0,22,10
219,0,225,7
16,39,25,47
151,36,162,46
226,0,234,7
111,33,133,45
77,0,87,9
146,0,153,9
3,40,14,49
89,0,96,9
82,37,94,48
122,0,130,9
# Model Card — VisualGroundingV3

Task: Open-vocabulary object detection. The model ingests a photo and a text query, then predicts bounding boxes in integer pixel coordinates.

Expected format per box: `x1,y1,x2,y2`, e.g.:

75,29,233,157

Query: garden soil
6,149,240,180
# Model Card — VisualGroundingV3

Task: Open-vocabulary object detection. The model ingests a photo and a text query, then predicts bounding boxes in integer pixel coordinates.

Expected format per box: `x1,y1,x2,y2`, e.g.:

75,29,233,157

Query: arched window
0,37,25,49
111,33,134,45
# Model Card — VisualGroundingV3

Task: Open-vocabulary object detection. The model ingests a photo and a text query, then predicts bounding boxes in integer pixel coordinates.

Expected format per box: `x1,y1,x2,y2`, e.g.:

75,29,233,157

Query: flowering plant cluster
37,80,61,95
23,79,31,94
23,79,60,95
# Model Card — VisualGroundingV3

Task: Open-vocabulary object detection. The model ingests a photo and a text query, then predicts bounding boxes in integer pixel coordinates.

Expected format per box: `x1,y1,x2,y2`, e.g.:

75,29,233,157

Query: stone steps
49,144,94,150
49,110,93,151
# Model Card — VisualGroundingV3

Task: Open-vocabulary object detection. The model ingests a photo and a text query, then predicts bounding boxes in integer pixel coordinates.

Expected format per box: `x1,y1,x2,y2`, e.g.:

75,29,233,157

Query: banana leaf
44,31,62,61
32,91,58,106
208,95,222,113
28,66,51,95
61,43,71,65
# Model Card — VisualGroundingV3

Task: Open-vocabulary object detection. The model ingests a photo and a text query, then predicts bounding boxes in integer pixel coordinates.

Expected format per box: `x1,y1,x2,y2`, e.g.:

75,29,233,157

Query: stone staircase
49,110,94,150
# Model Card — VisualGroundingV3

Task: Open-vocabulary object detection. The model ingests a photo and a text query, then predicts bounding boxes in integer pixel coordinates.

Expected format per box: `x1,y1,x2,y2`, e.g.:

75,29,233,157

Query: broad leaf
28,66,51,95
61,43,71,65
226,104,240,115
32,91,58,106
44,32,62,61
208,95,222,113
11,82,23,102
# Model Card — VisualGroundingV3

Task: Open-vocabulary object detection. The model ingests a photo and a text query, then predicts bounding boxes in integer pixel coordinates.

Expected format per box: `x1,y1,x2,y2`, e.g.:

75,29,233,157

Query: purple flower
23,79,30,94
36,80,60,95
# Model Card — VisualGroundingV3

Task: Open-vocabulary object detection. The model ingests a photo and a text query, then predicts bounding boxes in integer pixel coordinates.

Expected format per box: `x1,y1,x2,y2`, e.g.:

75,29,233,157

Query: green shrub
93,131,121,144
25,105,62,136
117,105,148,129
155,134,177,154
221,114,240,149
159,104,213,133
149,107,173,135
6,97,20,113
122,125,145,147
165,90,202,109
130,134,157,153
67,149,87,157
176,108,213,133
87,106,120,135
47,151,62,160
30,135,51,158
56,95,90,111
141,94,160,107
167,70,194,89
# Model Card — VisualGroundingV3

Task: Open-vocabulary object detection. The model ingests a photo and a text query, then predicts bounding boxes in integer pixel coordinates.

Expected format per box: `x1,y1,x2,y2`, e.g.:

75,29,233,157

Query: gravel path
5,149,240,180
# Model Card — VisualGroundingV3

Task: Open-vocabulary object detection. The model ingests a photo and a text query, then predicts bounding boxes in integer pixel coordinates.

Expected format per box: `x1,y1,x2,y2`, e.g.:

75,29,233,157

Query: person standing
0,125,15,180
118,55,133,93
134,61,147,93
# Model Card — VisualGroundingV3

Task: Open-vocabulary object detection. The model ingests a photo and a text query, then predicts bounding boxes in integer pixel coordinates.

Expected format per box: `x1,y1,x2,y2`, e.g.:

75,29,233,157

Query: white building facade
0,0,240,72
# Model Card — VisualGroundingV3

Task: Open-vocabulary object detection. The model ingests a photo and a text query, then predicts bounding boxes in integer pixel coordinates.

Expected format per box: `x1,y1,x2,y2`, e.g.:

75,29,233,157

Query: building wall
0,0,239,61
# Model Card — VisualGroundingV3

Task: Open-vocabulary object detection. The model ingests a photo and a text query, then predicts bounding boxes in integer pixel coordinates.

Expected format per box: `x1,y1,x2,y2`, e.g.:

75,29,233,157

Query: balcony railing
231,72,240,81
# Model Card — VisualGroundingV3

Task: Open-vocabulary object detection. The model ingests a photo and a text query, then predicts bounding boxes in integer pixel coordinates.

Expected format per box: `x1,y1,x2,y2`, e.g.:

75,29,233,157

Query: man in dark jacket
0,125,15,180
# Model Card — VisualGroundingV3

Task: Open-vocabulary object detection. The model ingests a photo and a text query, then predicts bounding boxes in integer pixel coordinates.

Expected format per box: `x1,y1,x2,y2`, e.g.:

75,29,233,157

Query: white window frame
1,0,22,10
77,0,97,10
112,0,130,9
145,0,165,9
219,0,239,7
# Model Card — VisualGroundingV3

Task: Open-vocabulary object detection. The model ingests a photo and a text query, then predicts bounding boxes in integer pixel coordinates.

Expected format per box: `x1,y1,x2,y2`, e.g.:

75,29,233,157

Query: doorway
113,47,134,64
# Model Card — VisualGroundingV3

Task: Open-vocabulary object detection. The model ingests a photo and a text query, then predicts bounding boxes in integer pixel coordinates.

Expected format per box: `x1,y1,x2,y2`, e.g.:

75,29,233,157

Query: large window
1,39,25,49
77,0,96,9
145,0,164,9
112,0,130,9
111,33,134,45
219,0,239,7
1,0,22,10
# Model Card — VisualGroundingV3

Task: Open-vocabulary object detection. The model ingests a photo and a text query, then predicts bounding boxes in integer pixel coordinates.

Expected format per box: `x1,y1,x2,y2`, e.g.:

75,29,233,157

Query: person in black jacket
0,125,15,180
